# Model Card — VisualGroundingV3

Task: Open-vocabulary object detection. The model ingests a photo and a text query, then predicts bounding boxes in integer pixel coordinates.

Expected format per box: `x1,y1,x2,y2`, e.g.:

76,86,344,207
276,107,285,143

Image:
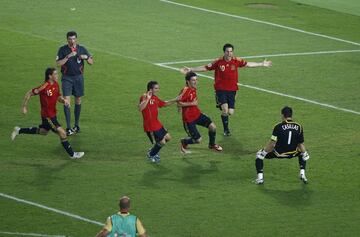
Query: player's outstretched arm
180,65,208,74
177,100,198,107
246,59,272,68
21,89,34,114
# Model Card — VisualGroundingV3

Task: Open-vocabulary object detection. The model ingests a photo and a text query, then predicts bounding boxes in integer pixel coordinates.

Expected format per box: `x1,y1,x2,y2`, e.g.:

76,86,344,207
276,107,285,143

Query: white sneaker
254,178,264,185
71,152,84,159
300,174,308,184
11,126,20,141
180,140,192,154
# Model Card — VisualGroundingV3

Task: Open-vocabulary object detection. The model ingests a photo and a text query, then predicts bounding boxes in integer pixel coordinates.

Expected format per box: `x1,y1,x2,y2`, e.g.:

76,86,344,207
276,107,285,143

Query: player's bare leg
73,96,82,133
57,127,84,159
208,122,223,151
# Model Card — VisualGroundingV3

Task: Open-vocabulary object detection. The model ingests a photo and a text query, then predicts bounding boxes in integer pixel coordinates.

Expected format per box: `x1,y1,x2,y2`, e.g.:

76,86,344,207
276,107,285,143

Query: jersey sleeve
298,125,304,143
205,59,219,71
136,218,146,235
157,98,166,108
31,83,48,95
104,217,112,232
82,46,92,58
178,88,188,102
271,125,280,141
56,47,66,61
236,57,247,67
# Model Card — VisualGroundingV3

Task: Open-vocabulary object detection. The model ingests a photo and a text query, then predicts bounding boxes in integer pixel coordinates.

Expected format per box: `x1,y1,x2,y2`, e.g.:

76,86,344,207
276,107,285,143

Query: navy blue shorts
215,90,236,109
265,151,301,159
183,113,212,140
146,127,168,144
61,75,84,97
39,117,61,133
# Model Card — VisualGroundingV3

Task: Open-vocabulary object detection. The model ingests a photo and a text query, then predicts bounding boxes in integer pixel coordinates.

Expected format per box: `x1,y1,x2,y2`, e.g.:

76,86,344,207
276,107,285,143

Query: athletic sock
300,169,305,176
257,172,264,180
64,105,71,129
182,137,194,146
221,115,229,132
298,156,307,170
74,104,81,127
61,140,74,156
19,127,39,134
208,130,216,146
256,158,264,174
149,143,163,156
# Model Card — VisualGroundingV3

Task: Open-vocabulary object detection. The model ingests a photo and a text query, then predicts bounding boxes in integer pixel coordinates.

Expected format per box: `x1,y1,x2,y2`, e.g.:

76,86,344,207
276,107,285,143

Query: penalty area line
156,49,360,65
0,231,66,237
0,192,103,227
154,63,360,116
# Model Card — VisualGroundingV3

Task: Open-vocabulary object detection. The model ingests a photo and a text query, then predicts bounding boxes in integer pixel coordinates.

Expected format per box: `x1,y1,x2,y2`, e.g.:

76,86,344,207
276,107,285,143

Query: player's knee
159,139,167,145
58,129,67,139
194,137,202,143
209,123,216,131
228,109,235,116
165,133,171,142
39,128,48,135
75,97,81,105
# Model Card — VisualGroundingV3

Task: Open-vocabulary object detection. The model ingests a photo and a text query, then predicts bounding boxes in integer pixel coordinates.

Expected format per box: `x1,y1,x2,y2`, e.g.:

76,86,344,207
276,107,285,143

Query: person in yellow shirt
95,196,148,237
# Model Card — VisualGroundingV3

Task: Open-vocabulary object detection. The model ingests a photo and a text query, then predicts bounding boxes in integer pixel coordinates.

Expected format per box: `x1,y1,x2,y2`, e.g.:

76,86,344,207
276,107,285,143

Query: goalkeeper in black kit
254,106,310,184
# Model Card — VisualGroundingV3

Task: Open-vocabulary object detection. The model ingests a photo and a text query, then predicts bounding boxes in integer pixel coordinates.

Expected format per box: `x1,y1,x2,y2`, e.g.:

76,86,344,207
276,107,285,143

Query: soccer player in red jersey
181,43,272,136
11,68,84,159
178,72,222,154
139,81,178,163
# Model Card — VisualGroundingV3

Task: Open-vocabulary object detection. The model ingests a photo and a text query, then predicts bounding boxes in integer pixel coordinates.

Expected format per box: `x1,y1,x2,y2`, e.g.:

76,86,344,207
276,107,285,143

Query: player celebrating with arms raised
11,68,84,159
139,81,178,163
255,106,310,184
181,43,272,136
178,72,222,154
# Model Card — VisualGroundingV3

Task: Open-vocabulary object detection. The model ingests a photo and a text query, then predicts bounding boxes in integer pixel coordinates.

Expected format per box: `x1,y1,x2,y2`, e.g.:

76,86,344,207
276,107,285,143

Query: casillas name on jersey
271,120,304,156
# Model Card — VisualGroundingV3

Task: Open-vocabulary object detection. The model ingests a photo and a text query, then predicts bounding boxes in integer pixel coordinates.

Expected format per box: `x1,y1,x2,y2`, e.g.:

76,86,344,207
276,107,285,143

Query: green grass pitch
0,0,359,236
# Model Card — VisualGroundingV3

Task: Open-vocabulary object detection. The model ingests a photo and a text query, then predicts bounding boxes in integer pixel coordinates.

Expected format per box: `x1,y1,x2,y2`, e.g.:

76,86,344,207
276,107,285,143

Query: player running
11,68,84,159
181,43,272,136
254,106,310,184
178,72,223,154
139,81,178,163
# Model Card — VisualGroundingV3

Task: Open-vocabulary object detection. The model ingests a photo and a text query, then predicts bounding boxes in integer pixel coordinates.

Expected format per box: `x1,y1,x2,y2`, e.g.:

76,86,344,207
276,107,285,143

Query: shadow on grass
181,159,219,188
9,160,72,190
139,164,172,188
218,136,255,159
258,184,313,207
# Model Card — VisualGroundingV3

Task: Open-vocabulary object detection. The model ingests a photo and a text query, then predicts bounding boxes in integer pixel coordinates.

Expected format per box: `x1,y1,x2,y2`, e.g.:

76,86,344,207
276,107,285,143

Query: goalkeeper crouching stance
254,106,310,184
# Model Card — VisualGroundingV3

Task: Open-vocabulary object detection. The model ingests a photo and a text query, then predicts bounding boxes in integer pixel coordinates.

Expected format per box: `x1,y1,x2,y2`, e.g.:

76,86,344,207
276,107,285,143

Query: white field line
0,193,103,226
157,49,360,65
0,231,66,237
160,0,360,47
2,28,360,116
154,63,360,116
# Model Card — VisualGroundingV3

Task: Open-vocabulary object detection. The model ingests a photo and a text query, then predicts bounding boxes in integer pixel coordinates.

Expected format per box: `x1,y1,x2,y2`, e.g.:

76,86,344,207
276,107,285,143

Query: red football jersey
179,87,201,123
140,94,166,132
32,81,60,118
205,56,247,91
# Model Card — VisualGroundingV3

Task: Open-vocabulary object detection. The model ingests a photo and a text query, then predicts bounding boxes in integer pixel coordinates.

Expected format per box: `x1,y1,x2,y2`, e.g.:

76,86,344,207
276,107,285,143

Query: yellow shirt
104,212,146,235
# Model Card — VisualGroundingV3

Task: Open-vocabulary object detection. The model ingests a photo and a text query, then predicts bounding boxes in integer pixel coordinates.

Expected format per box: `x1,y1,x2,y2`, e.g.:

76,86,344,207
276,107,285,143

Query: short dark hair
66,31,77,38
45,67,56,81
185,71,197,81
119,196,131,210
281,106,293,118
223,43,234,52
147,81,158,91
